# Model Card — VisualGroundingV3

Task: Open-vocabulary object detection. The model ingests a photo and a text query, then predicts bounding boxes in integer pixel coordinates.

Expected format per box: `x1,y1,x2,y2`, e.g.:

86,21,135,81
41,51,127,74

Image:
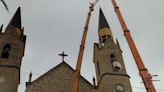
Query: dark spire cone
99,8,110,30
6,7,21,29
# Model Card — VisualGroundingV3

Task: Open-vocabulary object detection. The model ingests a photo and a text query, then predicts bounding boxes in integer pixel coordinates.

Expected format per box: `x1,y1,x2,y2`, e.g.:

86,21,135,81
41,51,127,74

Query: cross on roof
59,51,68,62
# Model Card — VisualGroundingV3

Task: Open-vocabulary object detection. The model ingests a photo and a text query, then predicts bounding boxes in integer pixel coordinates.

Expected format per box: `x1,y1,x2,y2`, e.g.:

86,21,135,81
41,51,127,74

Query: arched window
110,54,122,71
110,54,115,61
1,44,11,59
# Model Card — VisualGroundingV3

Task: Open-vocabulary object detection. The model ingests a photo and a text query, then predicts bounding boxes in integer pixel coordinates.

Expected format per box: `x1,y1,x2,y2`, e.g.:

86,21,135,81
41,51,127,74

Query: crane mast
111,0,156,92
71,1,98,92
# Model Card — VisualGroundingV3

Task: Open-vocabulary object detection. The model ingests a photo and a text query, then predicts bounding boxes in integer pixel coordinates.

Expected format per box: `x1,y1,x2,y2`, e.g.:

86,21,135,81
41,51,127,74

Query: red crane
111,0,156,92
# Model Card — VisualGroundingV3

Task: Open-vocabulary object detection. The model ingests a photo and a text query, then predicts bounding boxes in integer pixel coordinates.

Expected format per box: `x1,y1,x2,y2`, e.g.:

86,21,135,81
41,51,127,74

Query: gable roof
29,61,74,84
27,61,94,87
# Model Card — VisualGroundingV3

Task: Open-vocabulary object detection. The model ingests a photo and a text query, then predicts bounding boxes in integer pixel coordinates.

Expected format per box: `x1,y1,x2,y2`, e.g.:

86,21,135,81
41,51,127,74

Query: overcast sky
0,0,164,92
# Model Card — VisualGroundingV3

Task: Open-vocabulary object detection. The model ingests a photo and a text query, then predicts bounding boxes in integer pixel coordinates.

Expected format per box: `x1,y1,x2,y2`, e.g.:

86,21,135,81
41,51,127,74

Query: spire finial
6,7,21,30
28,71,32,82
26,71,32,87
59,51,68,62
93,76,96,86
116,38,120,48
0,24,3,32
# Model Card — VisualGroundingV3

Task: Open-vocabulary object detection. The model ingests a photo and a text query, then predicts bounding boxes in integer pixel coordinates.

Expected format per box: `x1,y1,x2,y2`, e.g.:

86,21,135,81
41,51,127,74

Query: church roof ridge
26,61,95,88
27,61,74,85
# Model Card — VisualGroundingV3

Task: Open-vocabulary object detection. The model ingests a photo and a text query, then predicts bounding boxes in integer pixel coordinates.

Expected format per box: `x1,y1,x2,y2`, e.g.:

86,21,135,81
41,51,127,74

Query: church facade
0,7,132,92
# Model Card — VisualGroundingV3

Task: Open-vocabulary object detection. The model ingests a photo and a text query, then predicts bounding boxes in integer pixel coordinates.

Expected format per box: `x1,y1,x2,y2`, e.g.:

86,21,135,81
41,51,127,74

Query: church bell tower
93,8,132,92
0,7,26,92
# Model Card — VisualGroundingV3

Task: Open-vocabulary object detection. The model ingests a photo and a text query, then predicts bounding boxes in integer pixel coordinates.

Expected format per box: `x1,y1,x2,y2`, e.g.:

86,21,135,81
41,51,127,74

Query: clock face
116,84,124,92
0,76,5,85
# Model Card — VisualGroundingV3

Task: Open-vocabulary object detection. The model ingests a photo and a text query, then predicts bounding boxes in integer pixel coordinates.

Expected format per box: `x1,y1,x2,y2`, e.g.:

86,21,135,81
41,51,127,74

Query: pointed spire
93,76,96,86
98,8,113,43
116,38,120,48
116,39,122,52
28,72,32,82
26,72,32,87
21,27,24,35
29,72,32,82
0,24,3,32
99,8,110,30
6,7,21,29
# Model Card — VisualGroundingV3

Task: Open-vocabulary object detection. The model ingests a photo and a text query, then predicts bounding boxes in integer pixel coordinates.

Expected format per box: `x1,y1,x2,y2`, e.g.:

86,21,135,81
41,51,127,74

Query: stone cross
59,51,68,62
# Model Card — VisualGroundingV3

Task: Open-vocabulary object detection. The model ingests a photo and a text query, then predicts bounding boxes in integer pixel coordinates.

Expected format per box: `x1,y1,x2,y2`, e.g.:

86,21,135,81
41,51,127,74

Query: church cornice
97,73,130,85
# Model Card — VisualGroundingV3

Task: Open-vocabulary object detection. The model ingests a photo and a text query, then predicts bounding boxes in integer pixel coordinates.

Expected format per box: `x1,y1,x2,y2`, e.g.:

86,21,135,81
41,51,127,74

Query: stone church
0,7,133,92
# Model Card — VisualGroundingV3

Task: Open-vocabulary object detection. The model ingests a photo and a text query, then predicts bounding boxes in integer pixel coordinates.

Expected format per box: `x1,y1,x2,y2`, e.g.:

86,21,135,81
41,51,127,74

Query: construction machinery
111,0,156,92
71,1,98,92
